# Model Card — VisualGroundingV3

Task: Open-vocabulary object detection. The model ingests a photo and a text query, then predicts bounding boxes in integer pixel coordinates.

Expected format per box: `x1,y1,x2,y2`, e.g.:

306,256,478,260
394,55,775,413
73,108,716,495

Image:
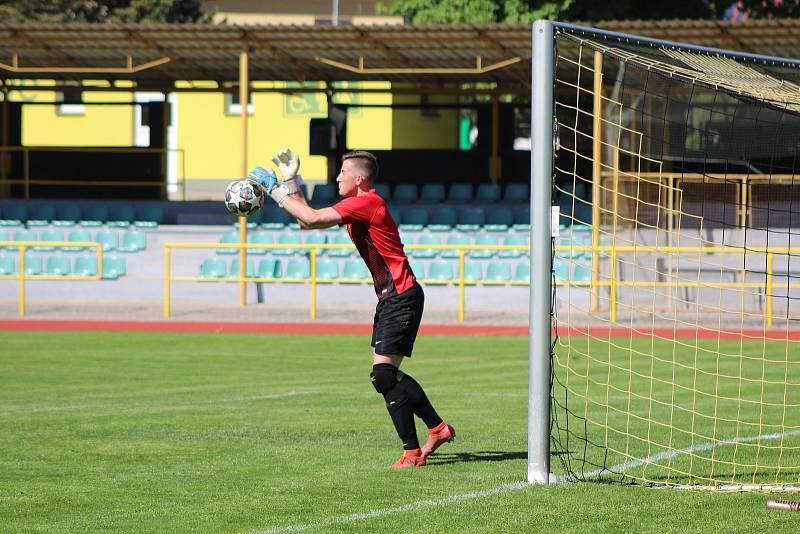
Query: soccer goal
528,21,800,491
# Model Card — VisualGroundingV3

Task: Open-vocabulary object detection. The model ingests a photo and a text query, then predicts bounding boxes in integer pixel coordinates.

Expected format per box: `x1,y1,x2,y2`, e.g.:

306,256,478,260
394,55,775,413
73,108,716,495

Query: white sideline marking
576,428,800,482
252,481,530,534
0,391,315,416
256,428,800,533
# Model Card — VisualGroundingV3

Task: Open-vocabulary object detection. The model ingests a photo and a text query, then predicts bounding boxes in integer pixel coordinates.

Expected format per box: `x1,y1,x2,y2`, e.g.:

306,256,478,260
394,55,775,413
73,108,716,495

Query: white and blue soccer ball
224,179,265,217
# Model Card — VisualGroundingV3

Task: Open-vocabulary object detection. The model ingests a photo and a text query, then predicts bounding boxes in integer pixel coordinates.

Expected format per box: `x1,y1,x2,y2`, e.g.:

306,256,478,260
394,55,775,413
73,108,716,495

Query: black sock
374,363,420,450
398,372,443,430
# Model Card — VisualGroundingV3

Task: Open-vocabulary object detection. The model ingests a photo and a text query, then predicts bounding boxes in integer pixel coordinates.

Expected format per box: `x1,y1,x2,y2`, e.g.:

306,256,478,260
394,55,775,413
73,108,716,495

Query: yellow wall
9,79,461,182
15,81,134,147
177,83,329,180
344,82,392,151
391,94,459,149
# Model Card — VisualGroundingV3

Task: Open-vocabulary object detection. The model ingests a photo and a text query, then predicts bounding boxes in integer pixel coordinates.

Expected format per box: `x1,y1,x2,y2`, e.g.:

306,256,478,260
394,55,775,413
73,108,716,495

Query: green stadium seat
28,204,55,226
284,258,310,280
228,258,256,278
327,233,354,258
117,230,147,253
441,234,470,259
80,205,108,227
420,184,445,203
374,183,391,200
9,228,36,251
273,233,302,256
73,255,98,277
257,258,280,279
315,259,339,280
513,206,530,232
247,232,273,256
233,218,258,230
399,207,428,232
556,233,588,260
427,261,454,281
393,184,418,204
134,205,164,228
0,255,15,275
63,228,92,252
476,184,501,203
54,204,81,226
514,262,530,282
428,207,457,232
216,231,240,255
199,257,226,278
470,234,498,259
35,229,64,252
407,258,424,278
553,260,569,282
485,261,512,283
102,255,126,279
1,204,27,225
448,183,474,203
310,183,337,205
108,205,135,227
410,234,441,259
95,230,119,252
341,259,369,283
305,233,328,256
463,261,483,281
456,207,485,232
572,262,592,283
498,234,529,259
45,255,70,276
23,253,42,275
0,218,22,228
261,207,293,230
485,207,514,232
504,183,529,203
0,229,8,248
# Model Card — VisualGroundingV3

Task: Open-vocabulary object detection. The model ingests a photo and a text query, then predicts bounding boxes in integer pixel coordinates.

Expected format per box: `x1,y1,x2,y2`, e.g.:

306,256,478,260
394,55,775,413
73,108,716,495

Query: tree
378,0,799,23
0,0,212,23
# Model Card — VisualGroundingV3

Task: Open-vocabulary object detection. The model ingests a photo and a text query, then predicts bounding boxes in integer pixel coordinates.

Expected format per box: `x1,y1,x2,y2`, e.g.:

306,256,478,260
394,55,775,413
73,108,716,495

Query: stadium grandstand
0,18,799,321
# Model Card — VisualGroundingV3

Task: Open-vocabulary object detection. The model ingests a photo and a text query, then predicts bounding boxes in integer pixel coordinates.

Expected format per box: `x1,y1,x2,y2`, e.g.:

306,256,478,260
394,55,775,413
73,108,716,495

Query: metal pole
332,0,339,25
591,50,603,312
490,95,501,183
528,20,554,485
239,48,249,307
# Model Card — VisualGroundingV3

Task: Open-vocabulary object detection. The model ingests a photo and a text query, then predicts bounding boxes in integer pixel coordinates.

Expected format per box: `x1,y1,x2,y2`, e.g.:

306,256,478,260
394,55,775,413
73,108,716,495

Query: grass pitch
0,331,798,533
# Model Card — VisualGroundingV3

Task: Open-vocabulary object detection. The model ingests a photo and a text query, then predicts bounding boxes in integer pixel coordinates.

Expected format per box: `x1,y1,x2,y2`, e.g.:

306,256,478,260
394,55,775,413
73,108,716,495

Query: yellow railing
562,245,794,326
0,241,104,315
163,242,531,321
0,146,187,200
164,242,795,325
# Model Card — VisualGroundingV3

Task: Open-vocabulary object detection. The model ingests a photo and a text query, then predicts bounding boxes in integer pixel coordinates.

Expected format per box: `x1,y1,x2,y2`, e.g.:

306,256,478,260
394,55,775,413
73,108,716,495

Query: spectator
724,0,750,20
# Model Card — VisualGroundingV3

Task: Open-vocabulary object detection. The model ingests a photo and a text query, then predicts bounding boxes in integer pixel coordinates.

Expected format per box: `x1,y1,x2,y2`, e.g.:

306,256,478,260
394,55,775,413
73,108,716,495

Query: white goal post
528,20,800,490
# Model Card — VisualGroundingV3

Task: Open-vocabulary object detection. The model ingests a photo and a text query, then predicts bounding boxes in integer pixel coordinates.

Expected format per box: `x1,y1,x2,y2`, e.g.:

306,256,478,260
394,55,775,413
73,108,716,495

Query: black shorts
371,282,424,357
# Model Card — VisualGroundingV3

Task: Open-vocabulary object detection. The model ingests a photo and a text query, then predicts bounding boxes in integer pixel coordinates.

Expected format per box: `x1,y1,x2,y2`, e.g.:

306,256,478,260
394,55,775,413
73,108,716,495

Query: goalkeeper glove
248,166,290,207
271,148,305,195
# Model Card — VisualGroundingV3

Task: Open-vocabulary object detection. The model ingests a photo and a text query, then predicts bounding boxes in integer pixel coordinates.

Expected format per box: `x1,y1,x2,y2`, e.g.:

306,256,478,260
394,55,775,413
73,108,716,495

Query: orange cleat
391,449,426,469
421,422,456,458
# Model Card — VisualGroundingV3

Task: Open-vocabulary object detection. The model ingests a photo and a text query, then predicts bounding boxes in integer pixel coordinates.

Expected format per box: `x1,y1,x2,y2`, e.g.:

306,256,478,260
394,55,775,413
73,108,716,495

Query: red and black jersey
331,189,416,300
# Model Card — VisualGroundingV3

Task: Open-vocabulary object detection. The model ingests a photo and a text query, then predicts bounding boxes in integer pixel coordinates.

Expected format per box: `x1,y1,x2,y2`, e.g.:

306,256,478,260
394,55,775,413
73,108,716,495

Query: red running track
1,320,800,340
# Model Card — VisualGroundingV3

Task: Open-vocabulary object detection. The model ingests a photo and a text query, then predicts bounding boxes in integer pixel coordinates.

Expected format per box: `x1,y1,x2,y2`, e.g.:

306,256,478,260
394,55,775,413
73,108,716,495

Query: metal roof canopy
0,19,799,94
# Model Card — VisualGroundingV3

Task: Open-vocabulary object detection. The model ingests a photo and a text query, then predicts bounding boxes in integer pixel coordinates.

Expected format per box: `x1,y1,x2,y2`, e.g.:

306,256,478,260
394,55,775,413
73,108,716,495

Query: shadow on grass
425,450,527,466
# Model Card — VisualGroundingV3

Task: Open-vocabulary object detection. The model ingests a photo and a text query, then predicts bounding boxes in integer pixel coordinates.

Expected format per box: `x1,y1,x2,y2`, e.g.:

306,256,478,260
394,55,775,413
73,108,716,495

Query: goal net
533,22,800,490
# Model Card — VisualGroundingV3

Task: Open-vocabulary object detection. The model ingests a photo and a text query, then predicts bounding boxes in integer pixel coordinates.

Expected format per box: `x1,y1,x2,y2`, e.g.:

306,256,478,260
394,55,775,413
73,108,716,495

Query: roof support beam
314,55,521,75
0,55,171,74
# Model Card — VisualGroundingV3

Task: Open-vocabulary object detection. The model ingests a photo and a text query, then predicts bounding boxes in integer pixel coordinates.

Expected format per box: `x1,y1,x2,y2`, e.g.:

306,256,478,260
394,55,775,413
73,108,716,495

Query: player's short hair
342,151,379,181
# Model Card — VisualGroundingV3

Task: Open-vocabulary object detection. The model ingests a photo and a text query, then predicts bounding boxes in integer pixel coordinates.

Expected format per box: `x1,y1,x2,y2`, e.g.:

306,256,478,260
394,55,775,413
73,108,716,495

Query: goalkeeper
250,149,455,469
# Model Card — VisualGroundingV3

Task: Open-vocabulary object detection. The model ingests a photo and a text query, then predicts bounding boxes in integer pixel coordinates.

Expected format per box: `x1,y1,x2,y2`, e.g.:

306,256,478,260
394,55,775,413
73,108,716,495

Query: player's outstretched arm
280,195,341,229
